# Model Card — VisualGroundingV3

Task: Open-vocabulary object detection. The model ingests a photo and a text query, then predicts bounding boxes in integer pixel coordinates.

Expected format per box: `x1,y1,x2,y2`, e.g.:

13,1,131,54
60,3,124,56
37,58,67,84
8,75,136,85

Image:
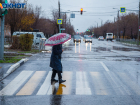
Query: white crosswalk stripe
76,71,92,95
0,70,140,96
37,71,52,95
0,71,33,96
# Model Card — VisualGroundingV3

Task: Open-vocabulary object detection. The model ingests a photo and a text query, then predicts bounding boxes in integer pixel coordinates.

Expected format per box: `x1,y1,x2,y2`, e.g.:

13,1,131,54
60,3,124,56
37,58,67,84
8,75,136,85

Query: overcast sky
11,0,139,32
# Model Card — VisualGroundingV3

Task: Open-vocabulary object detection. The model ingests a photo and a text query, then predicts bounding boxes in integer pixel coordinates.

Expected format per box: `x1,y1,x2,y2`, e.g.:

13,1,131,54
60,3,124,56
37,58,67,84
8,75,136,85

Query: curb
0,58,29,81
121,42,140,48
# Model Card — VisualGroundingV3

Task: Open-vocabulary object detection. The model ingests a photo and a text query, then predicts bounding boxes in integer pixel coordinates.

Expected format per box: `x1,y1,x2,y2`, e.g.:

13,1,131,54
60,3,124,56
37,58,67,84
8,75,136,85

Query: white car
106,33,113,41
13,31,46,45
85,37,92,43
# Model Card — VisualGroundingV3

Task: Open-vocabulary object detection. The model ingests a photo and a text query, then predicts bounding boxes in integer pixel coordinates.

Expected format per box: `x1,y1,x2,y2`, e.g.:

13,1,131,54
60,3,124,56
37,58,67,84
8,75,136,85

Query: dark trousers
51,69,62,80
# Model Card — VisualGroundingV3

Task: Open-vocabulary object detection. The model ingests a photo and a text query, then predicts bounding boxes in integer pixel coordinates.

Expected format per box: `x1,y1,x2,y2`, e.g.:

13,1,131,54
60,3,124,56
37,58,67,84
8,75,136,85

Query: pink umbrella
45,33,71,46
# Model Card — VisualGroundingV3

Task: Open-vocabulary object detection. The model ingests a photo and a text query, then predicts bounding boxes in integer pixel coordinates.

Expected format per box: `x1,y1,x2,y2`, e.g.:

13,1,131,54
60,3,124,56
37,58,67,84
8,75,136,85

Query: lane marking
100,62,131,95
16,71,46,95
90,72,108,95
56,71,72,95
36,71,52,95
100,62,109,71
118,72,140,95
76,71,92,95
0,71,33,96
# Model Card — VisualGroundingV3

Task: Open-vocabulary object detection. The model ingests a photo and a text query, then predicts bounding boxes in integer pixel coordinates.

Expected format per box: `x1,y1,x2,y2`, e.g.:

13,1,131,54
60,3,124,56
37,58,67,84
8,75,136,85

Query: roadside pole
137,0,140,46
58,0,61,33
117,10,120,41
0,16,5,60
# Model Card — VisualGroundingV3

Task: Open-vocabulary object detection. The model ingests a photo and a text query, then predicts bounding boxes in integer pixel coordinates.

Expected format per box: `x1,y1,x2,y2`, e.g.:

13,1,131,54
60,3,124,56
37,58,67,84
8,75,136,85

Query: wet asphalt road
0,38,140,105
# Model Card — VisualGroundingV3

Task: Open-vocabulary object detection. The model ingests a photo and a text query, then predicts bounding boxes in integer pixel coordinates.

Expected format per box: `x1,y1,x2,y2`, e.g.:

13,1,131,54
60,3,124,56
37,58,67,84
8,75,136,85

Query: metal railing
4,37,48,52
116,38,139,46
39,38,46,51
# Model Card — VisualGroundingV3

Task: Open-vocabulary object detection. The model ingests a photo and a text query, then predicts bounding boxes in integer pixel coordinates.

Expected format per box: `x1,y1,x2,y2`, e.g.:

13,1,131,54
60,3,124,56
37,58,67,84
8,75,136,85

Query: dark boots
59,79,66,84
51,79,66,84
51,69,66,84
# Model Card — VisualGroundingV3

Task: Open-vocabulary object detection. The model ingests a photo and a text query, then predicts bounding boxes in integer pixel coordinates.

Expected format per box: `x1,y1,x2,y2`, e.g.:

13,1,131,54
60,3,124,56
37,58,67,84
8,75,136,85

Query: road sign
70,13,75,18
60,28,65,30
57,19,62,24
120,7,126,13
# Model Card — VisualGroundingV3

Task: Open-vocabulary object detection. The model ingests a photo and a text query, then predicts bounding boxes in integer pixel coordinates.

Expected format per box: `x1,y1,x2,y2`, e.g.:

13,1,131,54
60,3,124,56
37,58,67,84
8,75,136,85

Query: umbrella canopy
45,33,71,46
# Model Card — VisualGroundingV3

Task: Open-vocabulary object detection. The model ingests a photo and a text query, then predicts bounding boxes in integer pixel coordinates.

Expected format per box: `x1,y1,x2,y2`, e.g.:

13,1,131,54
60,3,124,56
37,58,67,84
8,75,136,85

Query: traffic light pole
137,0,140,46
117,10,119,40
0,16,5,60
58,0,61,33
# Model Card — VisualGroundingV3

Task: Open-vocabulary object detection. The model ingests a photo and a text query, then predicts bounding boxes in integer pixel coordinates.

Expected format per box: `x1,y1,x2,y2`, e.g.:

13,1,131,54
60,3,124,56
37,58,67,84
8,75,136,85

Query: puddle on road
134,57,140,61
92,46,140,52
63,47,72,51
92,47,111,52
112,46,140,51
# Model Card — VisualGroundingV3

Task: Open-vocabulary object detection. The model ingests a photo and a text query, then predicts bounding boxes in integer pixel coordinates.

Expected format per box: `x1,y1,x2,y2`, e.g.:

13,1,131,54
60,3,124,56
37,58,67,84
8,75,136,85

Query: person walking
50,44,66,84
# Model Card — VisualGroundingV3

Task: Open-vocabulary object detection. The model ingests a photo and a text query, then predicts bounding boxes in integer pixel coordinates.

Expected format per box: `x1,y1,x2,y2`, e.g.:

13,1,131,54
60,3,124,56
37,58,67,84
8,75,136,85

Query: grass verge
18,49,39,53
0,57,21,63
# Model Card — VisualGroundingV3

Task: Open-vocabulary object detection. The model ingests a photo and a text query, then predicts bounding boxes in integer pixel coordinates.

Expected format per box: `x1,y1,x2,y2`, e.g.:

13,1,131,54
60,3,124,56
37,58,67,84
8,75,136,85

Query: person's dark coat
50,44,63,73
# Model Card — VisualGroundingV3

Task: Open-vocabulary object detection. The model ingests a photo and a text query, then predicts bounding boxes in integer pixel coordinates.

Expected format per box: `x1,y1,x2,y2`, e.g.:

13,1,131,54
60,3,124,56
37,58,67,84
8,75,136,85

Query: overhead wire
61,1,138,9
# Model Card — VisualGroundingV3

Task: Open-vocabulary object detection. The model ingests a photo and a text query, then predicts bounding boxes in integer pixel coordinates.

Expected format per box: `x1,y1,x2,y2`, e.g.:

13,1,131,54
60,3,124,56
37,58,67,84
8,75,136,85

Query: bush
19,34,34,51
10,35,21,49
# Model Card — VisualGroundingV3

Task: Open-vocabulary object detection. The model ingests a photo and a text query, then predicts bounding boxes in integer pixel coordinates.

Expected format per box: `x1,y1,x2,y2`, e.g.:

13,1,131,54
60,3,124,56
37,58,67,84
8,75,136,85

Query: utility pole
117,10,120,40
137,0,140,46
65,13,66,33
58,0,61,33
0,16,5,60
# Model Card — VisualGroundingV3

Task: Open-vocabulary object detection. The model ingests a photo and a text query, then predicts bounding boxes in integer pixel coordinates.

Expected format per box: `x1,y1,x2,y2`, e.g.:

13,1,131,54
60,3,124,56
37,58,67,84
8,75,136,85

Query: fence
4,36,48,52
39,38,46,51
4,36,12,45
116,38,139,46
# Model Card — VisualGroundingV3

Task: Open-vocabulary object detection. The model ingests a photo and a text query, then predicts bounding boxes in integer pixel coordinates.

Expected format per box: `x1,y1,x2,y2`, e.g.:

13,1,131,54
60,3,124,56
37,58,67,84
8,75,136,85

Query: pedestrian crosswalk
0,70,140,96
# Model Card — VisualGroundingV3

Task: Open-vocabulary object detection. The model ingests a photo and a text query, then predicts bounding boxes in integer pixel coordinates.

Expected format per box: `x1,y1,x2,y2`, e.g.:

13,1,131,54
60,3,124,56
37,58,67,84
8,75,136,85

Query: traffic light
80,8,83,15
0,0,8,17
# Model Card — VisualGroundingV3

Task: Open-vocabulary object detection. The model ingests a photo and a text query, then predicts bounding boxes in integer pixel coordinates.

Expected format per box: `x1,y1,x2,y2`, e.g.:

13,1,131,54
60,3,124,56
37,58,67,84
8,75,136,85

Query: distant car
106,33,113,41
85,37,92,43
73,35,81,43
98,36,104,41
83,35,88,41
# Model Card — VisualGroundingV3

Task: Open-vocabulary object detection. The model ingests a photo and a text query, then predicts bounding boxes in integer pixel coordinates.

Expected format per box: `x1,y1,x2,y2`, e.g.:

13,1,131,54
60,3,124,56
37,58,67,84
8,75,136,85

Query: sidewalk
115,40,140,49
0,45,52,81
0,63,14,79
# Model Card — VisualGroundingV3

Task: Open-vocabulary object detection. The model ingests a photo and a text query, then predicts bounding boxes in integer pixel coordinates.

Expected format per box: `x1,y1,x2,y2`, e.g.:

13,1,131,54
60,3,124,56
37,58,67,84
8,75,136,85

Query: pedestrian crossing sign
120,7,126,13
57,19,62,24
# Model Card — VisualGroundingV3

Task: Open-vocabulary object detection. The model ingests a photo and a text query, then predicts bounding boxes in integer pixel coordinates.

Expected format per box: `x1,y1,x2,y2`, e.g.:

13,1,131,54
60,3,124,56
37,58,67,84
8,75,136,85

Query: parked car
106,33,113,41
85,37,92,43
73,35,81,43
13,31,46,45
98,36,104,41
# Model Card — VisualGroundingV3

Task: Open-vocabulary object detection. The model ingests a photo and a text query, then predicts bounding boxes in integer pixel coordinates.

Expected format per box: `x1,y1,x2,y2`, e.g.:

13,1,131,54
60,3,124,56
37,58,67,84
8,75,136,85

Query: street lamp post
95,21,98,28
113,8,120,40
99,18,103,26
137,0,140,46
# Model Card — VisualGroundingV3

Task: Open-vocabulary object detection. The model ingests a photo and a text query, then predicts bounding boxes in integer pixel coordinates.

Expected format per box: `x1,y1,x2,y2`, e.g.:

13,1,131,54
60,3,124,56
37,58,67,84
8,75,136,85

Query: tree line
87,13,138,39
5,0,75,37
